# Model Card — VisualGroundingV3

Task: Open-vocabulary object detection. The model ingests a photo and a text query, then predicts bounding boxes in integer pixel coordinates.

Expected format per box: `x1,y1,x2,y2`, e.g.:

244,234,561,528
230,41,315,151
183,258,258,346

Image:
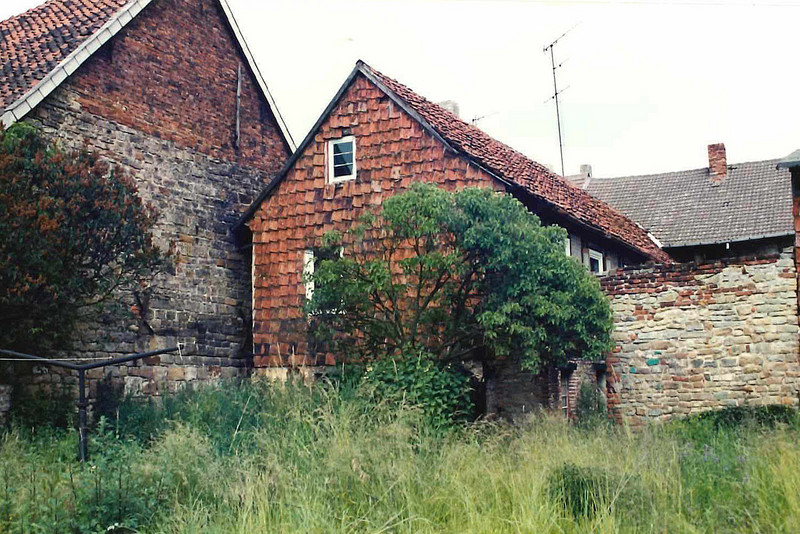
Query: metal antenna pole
549,45,565,177
543,23,578,177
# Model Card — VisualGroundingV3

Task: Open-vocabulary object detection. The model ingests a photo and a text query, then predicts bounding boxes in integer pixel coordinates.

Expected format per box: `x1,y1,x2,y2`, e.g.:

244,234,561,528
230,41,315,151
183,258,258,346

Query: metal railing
0,347,178,461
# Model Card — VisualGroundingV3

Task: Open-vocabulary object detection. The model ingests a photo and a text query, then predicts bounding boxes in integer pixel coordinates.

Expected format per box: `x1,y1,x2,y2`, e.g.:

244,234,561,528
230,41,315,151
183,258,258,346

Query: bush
361,352,474,426
546,463,611,519
0,123,165,351
693,405,798,430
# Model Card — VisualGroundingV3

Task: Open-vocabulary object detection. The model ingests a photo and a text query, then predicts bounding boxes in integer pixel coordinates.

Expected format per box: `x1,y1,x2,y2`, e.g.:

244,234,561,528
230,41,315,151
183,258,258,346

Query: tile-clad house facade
0,0,292,399
241,61,670,413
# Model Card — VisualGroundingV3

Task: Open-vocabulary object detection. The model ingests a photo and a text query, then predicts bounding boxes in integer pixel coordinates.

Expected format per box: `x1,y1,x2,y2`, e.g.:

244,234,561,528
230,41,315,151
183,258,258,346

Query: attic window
328,136,356,183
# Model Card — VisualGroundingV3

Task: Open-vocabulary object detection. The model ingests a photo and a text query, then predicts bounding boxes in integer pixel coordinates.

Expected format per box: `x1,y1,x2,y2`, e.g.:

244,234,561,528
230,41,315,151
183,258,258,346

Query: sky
1,0,799,177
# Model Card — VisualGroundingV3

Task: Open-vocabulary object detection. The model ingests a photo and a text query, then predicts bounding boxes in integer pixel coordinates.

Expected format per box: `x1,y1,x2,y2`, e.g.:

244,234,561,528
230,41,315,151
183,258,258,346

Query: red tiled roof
0,0,129,110
359,61,671,263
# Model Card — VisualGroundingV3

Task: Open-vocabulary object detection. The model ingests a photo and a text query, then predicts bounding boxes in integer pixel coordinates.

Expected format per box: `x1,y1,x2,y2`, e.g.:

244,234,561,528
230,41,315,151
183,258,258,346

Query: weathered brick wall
1,0,289,407
601,250,800,426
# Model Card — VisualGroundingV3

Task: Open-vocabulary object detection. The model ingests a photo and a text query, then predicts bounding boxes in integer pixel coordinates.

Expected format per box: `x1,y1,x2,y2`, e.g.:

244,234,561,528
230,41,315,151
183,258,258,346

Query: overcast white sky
2,0,799,176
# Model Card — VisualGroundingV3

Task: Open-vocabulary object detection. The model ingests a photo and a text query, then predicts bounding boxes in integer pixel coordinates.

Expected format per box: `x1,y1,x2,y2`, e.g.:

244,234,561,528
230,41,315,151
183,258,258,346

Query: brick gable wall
64,0,288,171
3,0,289,407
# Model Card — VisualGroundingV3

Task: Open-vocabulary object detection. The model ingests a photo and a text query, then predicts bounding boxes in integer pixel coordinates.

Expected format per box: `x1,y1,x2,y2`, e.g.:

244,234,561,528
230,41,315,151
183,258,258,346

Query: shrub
361,352,474,426
694,405,798,430
0,123,165,351
546,463,611,519
307,183,613,371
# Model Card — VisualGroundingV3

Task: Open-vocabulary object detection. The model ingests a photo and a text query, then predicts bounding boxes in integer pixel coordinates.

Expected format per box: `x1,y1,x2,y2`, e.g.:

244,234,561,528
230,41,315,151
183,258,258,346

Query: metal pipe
0,348,80,370
79,347,178,370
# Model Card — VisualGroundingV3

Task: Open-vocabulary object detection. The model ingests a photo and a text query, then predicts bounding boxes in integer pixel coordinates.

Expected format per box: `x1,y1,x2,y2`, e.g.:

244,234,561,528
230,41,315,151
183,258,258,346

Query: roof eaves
663,230,794,249
1,0,153,129
234,63,365,229
216,0,295,152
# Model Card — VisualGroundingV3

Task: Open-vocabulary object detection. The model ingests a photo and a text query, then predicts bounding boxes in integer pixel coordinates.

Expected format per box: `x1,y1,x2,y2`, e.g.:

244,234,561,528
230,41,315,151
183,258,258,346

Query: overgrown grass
2,379,800,533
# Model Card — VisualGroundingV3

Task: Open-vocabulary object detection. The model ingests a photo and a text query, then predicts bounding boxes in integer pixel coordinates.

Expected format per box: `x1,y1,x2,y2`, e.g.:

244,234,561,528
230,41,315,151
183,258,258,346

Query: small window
588,248,604,274
303,247,343,301
327,136,356,183
564,235,571,256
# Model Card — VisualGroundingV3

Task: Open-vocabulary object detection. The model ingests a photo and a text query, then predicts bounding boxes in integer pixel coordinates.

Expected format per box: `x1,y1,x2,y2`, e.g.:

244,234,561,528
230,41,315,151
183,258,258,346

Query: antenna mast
543,25,576,177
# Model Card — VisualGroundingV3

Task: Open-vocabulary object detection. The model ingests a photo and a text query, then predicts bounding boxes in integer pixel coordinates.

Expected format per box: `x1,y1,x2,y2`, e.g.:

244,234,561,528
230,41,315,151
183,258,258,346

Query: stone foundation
0,384,11,425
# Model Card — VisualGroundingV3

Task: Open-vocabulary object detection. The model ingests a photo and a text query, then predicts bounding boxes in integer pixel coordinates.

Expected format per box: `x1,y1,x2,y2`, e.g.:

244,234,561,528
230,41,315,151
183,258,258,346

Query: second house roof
582,159,793,248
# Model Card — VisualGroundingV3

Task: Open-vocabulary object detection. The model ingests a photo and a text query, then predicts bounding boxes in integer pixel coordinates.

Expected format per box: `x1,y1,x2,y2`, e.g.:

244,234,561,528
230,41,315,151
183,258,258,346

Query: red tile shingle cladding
1,0,291,397
246,62,671,368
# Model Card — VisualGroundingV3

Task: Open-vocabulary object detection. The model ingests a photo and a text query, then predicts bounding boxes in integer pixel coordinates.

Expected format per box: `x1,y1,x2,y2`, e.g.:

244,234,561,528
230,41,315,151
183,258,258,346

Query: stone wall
0,384,10,425
601,249,800,426
0,0,290,413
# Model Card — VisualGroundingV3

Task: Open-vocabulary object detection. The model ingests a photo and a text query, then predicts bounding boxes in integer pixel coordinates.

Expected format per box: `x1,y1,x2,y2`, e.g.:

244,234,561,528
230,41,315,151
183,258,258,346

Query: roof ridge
596,157,784,181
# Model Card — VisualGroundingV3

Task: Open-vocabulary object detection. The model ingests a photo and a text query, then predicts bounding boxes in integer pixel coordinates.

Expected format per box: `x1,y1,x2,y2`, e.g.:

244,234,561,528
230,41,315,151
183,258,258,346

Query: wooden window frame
327,135,356,184
588,248,605,274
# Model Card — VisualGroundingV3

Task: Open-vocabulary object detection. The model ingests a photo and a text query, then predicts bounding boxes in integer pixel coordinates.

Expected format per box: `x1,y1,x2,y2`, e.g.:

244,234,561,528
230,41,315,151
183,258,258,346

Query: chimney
708,143,727,183
579,164,592,178
437,100,460,118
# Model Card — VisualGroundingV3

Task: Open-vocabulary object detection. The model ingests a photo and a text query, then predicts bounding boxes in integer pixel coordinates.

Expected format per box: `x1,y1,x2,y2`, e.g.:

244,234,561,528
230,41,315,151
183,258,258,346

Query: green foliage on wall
0,123,166,350
307,182,613,372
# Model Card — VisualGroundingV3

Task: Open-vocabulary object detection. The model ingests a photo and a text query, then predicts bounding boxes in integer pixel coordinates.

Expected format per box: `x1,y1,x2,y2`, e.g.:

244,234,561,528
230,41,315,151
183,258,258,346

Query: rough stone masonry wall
601,249,800,426
0,0,289,414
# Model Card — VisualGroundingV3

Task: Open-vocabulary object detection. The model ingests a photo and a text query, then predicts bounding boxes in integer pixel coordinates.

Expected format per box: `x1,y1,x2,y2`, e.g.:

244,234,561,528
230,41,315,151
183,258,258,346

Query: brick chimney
708,143,727,184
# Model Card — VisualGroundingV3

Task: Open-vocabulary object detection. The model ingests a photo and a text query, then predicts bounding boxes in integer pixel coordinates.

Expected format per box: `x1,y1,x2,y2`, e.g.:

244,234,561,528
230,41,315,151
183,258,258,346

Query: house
239,60,670,414
570,144,794,262
0,0,292,399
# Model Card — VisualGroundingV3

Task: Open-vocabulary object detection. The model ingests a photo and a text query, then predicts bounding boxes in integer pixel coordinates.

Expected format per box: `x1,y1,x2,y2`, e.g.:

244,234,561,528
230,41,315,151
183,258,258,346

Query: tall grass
1,379,799,533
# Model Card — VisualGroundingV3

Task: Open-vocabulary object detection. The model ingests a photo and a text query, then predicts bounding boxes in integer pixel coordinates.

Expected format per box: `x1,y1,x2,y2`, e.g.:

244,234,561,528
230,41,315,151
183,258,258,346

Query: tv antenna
543,23,578,176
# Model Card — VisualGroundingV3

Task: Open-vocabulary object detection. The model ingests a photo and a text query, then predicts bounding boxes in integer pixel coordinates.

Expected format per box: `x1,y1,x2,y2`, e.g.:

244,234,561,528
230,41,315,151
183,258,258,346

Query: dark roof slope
359,62,670,263
583,160,793,248
0,0,128,109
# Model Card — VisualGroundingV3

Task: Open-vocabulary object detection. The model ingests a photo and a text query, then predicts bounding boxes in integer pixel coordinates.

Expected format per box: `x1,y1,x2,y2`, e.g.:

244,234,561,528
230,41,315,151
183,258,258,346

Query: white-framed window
588,248,605,274
303,246,344,301
564,234,571,256
303,249,315,300
327,136,356,183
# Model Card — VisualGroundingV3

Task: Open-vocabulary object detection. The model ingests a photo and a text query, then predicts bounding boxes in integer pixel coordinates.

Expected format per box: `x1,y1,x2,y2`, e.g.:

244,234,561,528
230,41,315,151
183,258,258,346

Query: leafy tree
306,182,613,372
0,123,165,350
